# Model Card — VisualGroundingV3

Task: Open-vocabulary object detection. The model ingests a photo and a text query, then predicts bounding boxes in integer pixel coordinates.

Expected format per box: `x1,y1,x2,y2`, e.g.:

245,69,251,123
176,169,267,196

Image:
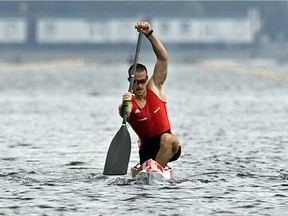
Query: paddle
103,30,143,175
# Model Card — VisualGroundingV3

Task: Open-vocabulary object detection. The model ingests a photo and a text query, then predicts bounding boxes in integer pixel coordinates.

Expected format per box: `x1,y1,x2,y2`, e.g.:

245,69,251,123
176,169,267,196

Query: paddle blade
103,125,131,175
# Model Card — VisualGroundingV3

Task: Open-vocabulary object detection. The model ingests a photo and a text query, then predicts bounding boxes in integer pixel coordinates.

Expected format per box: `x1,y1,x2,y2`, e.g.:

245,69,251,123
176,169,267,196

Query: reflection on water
0,59,288,215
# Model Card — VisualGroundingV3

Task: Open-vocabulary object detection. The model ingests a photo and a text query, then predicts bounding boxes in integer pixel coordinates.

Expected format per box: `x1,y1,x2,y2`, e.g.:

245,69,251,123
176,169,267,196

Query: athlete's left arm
135,22,168,100
146,32,168,102
148,32,168,89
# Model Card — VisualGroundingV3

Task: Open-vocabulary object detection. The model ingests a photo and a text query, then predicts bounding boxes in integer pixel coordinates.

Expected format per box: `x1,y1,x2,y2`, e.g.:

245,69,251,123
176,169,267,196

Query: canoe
131,159,173,183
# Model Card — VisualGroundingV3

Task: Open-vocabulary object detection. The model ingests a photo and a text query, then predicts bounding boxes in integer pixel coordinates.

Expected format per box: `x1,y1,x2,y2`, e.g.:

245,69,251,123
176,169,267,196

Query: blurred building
0,2,261,49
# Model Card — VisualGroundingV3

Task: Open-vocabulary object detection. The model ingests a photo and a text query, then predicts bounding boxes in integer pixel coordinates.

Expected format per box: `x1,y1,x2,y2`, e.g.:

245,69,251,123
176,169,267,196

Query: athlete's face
133,70,148,96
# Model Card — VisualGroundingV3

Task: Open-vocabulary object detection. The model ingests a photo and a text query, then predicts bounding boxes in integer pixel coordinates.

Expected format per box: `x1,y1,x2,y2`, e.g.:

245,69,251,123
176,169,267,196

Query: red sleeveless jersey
128,89,170,139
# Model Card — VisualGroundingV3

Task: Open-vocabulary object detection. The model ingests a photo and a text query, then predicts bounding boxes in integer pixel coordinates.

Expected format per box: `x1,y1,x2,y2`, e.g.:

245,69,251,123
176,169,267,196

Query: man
119,21,181,168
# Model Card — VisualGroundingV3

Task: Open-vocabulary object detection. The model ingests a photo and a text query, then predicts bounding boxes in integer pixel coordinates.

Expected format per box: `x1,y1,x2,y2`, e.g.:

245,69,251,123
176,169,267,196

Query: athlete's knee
160,133,179,152
160,133,172,145
160,133,170,142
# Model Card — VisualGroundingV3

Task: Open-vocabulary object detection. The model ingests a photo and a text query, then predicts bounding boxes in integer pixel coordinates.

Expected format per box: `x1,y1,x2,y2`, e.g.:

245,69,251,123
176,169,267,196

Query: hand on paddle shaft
122,92,134,101
118,92,134,118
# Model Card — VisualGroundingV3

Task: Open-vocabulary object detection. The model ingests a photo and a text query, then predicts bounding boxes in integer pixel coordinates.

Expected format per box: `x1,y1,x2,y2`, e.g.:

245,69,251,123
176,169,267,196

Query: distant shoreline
1,44,287,64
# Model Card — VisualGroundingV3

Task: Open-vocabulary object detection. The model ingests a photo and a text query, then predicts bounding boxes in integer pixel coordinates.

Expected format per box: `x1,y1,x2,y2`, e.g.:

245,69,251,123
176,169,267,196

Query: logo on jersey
153,107,160,113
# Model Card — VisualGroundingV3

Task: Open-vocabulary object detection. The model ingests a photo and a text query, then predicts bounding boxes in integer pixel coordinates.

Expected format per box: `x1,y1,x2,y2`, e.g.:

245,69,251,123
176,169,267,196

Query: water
1,57,288,215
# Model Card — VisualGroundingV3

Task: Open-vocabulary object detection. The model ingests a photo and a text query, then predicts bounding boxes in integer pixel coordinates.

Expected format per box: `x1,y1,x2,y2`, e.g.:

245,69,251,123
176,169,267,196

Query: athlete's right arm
118,92,133,118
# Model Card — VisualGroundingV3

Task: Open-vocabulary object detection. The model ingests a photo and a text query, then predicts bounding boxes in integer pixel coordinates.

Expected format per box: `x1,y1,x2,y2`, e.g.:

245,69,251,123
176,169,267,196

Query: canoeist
119,21,181,168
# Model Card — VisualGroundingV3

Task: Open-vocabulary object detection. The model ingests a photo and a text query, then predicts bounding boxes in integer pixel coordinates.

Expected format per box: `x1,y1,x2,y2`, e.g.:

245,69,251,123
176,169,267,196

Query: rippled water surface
1,56,288,215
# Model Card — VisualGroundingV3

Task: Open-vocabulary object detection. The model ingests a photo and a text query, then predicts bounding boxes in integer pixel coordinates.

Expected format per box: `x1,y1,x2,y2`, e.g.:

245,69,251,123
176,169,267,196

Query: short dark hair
128,63,147,77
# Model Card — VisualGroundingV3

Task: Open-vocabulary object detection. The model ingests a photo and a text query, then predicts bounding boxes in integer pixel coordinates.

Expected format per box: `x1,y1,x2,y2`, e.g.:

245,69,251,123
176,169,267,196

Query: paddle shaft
103,30,143,175
122,31,143,124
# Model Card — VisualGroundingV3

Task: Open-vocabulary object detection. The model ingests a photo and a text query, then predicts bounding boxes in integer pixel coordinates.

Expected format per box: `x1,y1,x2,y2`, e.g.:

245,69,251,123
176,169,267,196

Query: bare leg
155,133,180,168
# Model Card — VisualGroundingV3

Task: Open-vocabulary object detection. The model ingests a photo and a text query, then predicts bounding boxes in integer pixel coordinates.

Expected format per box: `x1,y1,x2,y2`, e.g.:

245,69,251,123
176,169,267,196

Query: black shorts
139,130,181,164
